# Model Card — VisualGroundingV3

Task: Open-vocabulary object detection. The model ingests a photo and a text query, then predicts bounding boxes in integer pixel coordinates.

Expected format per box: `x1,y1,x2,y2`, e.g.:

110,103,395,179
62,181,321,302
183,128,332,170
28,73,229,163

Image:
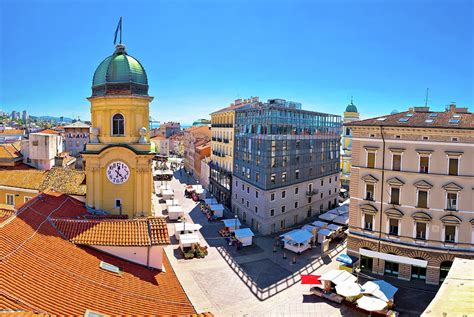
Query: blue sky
1,0,472,125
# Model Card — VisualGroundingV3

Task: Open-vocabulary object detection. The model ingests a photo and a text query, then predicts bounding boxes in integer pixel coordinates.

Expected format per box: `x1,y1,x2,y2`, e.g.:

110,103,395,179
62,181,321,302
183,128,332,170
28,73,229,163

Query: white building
21,132,63,170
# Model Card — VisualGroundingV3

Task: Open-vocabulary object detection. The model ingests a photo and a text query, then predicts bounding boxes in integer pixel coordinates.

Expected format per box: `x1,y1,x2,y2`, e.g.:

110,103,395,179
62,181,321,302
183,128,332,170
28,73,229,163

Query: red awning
301,274,321,285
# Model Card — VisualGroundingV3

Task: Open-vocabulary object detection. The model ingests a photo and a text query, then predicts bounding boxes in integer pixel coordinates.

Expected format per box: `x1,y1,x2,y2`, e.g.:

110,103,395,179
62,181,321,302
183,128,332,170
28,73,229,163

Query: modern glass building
232,99,342,234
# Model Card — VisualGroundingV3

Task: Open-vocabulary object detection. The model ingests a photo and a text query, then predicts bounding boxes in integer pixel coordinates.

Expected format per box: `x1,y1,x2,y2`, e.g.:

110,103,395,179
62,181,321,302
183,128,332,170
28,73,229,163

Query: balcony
223,138,229,143
217,138,222,142
305,189,319,196
212,137,216,141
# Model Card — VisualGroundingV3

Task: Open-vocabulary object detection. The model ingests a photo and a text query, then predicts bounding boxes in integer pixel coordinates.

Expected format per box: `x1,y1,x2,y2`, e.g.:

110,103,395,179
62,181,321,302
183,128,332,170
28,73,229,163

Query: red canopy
301,274,321,285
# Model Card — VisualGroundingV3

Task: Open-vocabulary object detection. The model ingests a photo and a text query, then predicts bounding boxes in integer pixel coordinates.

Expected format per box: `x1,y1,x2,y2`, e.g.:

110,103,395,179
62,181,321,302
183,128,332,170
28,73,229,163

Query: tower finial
350,96,354,105
424,88,430,107
114,17,123,45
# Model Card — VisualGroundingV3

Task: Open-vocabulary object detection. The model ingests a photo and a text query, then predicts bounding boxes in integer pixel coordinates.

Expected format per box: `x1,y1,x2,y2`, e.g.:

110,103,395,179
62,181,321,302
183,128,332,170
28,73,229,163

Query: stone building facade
232,98,342,234
346,104,474,285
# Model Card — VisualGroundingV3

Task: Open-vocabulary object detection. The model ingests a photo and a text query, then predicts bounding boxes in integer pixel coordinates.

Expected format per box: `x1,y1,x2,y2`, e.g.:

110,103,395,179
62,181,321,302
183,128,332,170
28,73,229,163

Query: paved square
239,259,292,289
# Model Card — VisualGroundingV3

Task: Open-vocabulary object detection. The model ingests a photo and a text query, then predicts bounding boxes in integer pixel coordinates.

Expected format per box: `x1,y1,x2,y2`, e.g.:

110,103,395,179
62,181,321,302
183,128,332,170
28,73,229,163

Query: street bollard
273,245,277,253
283,252,287,259
292,257,296,265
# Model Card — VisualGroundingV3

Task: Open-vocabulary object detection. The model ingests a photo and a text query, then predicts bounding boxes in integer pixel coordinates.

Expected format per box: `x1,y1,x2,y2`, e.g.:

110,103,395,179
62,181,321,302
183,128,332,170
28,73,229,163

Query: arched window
112,114,124,136
439,261,453,283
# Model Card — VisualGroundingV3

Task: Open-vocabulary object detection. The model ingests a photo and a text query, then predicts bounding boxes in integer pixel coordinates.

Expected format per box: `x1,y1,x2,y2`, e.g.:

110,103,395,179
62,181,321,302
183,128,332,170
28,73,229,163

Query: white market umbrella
356,295,387,312
335,282,362,297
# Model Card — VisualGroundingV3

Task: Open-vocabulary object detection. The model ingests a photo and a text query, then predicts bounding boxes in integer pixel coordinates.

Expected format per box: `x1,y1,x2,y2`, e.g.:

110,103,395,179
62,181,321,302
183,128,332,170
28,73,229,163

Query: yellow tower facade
340,99,360,189
82,44,155,217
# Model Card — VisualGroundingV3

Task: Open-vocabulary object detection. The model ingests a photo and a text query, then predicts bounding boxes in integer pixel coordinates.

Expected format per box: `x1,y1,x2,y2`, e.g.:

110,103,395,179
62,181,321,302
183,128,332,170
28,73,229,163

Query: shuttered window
448,158,458,176
417,190,428,208
367,152,375,168
392,154,401,171
390,187,400,205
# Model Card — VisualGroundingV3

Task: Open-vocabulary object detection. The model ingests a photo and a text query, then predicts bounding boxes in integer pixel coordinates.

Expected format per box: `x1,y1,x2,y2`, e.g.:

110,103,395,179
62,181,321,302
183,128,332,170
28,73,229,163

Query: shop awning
359,248,428,267
312,220,328,228
234,228,254,239
222,218,241,228
301,274,321,285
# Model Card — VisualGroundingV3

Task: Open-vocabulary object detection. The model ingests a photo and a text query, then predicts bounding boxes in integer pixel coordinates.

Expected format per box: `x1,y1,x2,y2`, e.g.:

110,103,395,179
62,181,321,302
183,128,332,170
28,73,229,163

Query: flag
114,17,122,45
301,274,321,285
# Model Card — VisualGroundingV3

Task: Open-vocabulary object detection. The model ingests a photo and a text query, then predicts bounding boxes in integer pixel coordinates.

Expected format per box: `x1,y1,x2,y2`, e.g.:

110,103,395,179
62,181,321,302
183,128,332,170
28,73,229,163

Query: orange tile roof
51,217,170,246
151,135,167,140
0,129,24,135
0,192,196,315
0,142,22,160
0,204,16,224
37,129,59,135
0,169,47,190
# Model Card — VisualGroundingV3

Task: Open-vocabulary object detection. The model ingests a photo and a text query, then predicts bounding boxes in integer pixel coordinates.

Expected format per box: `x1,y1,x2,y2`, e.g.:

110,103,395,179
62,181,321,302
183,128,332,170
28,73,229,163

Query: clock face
106,161,130,184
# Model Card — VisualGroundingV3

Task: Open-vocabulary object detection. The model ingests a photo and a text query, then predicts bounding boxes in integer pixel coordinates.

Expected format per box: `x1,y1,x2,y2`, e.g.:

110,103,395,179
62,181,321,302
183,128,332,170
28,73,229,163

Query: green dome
345,101,358,113
91,44,149,96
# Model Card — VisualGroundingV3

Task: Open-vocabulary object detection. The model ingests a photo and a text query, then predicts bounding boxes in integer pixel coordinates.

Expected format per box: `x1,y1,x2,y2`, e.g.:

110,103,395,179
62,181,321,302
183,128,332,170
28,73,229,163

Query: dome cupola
345,98,358,113
92,44,148,97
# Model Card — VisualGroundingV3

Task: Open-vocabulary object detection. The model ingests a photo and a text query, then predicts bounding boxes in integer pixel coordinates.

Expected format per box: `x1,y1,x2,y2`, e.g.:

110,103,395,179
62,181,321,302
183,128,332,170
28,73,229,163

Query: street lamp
234,214,238,231
355,266,361,284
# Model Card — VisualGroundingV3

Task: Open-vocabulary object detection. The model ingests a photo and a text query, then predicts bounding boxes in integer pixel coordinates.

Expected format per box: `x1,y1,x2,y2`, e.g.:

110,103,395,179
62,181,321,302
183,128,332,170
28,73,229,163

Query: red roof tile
51,217,170,246
0,192,196,315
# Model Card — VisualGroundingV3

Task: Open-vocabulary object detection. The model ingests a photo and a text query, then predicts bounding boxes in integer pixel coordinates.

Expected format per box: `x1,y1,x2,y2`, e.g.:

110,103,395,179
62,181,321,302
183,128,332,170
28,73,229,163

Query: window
241,198,244,204
390,187,400,205
271,174,276,184
321,179,324,186
320,193,323,199
329,178,332,184
255,191,259,198
365,184,374,201
395,135,401,139
392,154,401,171
415,222,427,240
6,194,14,205
255,206,258,213
308,197,312,203
32,140,39,146
295,170,300,179
247,186,250,194
422,136,429,140
280,219,285,229
294,214,298,225
307,209,312,218
114,199,122,208
282,172,287,183
451,137,458,142
364,214,373,231
419,156,429,173
281,190,286,199
445,225,456,243
417,190,428,208
256,172,260,182
235,180,238,187
345,128,351,136
388,218,399,235
270,209,275,217
367,152,375,168
295,187,299,195
112,114,125,135
242,184,244,191
270,193,275,201
446,192,457,211
320,204,323,212
24,196,32,203
246,201,249,207
294,202,298,208
281,206,286,213
448,158,459,176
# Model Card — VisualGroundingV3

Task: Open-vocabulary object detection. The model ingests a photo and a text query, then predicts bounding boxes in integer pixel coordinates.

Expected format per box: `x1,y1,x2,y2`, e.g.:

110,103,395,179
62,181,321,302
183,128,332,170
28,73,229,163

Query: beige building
209,97,259,206
183,125,211,177
346,104,474,285
151,135,170,156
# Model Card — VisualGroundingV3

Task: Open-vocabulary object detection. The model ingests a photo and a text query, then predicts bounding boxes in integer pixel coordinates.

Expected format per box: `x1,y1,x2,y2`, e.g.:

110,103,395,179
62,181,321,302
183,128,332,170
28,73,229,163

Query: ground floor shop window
360,255,373,272
439,261,453,283
412,265,427,280
384,260,399,277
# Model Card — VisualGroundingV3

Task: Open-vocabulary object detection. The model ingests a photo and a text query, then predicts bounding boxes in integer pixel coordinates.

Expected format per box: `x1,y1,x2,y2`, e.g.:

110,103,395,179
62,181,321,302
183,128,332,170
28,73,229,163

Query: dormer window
112,113,125,136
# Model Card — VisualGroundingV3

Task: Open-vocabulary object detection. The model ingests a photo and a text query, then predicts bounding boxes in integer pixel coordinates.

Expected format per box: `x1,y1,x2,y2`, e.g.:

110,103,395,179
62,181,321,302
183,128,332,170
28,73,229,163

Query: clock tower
82,43,155,217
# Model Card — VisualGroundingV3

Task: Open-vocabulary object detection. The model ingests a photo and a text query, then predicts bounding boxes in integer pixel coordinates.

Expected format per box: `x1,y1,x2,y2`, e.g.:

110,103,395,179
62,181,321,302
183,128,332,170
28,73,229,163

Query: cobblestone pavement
159,168,362,317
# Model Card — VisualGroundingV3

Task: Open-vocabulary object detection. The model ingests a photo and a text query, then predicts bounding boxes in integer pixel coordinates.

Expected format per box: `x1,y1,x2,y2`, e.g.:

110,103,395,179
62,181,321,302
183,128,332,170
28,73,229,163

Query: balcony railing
211,123,233,128
223,138,229,143
305,189,319,196
212,137,216,141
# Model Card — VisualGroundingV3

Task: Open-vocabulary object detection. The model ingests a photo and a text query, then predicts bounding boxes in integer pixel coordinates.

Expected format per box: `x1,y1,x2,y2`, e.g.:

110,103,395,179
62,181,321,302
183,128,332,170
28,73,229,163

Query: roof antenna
424,88,430,107
114,17,123,45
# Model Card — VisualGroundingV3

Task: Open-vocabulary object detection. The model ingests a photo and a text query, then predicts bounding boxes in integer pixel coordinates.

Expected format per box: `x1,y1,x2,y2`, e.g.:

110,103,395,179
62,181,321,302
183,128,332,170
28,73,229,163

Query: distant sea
150,122,191,130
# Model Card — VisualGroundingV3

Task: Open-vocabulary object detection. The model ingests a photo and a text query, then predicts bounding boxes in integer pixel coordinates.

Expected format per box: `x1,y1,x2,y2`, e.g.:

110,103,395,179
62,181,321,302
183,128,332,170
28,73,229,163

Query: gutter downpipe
377,125,386,274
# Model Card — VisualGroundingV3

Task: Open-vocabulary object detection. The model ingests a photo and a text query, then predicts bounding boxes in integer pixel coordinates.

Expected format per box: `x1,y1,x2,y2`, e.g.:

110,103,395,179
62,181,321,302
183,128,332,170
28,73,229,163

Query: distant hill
30,115,74,123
